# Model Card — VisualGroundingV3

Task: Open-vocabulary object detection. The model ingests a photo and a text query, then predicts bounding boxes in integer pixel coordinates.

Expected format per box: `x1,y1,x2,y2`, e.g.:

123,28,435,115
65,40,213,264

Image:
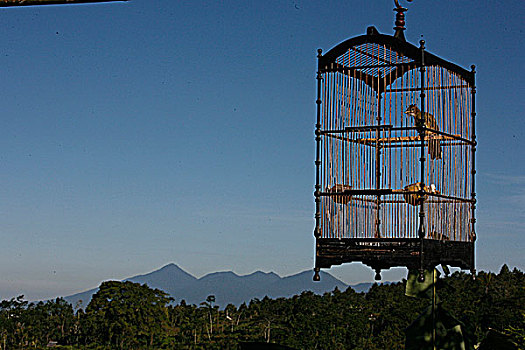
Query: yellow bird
405,104,442,160
403,182,428,206
403,182,439,206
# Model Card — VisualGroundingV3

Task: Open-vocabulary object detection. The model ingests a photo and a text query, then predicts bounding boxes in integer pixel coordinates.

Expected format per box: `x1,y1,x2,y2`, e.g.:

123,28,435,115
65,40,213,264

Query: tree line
0,265,523,349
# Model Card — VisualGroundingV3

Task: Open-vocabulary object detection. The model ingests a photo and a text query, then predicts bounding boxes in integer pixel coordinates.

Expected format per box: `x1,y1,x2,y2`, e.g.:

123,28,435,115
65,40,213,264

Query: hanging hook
394,0,413,9
393,0,413,41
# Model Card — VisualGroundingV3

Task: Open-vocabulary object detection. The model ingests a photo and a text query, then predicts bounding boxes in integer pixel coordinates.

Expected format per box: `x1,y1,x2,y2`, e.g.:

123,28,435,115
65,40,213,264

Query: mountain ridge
63,263,374,308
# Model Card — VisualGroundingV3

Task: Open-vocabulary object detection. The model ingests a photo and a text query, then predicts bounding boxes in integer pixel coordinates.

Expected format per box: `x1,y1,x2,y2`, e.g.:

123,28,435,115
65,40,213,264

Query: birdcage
313,24,477,281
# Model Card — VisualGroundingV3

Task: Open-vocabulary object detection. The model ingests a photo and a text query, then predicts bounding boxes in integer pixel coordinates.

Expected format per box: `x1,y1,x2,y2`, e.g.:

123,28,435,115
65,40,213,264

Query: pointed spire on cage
393,0,413,41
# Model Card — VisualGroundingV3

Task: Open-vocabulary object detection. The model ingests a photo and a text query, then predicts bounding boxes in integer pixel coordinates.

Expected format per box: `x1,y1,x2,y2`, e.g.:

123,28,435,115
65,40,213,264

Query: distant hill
64,263,372,308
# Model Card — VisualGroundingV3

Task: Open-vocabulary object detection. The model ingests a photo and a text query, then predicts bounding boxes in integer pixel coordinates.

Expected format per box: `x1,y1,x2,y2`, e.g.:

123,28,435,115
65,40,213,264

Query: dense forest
0,265,523,349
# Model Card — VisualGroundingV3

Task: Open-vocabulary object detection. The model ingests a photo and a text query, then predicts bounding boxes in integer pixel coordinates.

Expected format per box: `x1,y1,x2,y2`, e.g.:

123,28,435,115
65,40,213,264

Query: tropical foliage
0,266,522,349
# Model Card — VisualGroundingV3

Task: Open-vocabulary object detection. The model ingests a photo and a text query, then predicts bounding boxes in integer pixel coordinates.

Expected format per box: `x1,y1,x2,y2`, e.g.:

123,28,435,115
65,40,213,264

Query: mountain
351,282,375,293
64,263,361,308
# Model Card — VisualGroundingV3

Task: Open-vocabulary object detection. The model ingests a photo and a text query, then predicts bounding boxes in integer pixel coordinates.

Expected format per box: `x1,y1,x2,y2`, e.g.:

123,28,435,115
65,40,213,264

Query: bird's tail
429,138,442,160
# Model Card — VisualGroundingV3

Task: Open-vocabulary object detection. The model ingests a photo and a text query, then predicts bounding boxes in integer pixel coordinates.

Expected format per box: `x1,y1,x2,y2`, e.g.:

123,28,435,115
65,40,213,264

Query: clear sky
0,0,523,301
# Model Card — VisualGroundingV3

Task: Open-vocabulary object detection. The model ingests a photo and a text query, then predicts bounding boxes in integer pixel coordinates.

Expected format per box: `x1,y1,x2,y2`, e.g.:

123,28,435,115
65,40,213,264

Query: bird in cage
404,182,427,206
328,184,352,204
405,104,442,160
403,182,439,206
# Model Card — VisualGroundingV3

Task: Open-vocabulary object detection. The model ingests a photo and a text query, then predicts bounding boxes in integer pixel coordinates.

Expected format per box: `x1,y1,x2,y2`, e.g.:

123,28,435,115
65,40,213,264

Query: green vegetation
0,266,522,349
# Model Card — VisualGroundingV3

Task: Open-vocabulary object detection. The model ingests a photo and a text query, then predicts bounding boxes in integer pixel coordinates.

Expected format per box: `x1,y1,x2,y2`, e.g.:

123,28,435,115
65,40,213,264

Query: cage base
315,238,474,272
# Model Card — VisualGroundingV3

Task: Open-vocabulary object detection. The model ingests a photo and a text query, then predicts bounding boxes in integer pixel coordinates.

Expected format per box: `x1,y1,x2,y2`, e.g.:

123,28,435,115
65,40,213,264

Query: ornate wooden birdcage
313,5,477,281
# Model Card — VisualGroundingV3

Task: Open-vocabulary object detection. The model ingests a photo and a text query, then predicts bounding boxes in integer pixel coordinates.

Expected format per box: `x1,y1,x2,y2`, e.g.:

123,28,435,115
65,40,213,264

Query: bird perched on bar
404,182,427,206
328,184,352,204
405,104,442,160
403,182,439,206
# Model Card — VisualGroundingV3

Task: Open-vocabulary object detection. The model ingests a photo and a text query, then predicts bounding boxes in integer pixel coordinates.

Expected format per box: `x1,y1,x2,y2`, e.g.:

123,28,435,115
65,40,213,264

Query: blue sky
0,0,523,300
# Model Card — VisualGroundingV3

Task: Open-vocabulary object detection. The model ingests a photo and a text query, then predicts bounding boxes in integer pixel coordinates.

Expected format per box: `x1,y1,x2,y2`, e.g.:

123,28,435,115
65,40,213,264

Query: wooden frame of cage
313,28,476,279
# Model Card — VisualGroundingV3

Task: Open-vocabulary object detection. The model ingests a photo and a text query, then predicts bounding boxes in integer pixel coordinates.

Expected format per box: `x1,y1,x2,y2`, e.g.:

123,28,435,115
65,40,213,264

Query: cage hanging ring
394,0,413,9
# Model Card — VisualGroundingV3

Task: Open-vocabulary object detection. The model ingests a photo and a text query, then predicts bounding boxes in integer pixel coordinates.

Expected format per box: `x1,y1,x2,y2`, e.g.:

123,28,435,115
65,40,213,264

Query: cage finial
374,268,382,281
393,0,413,41
313,267,321,281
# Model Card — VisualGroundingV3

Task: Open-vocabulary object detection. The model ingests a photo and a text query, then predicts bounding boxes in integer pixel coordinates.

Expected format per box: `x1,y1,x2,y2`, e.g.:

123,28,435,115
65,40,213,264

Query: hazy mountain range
64,263,374,308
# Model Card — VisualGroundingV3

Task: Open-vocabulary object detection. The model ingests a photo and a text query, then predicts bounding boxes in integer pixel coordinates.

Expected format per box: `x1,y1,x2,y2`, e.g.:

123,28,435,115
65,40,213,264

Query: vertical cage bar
313,50,323,279
418,40,427,278
470,65,477,274
314,49,323,241
375,76,383,238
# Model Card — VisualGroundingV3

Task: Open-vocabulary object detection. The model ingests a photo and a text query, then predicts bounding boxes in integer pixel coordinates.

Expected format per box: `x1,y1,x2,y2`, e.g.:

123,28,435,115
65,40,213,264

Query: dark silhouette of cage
313,25,477,281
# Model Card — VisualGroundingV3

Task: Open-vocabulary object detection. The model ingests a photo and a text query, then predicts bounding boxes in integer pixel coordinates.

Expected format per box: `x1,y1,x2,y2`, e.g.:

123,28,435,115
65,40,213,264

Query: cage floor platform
315,238,474,271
